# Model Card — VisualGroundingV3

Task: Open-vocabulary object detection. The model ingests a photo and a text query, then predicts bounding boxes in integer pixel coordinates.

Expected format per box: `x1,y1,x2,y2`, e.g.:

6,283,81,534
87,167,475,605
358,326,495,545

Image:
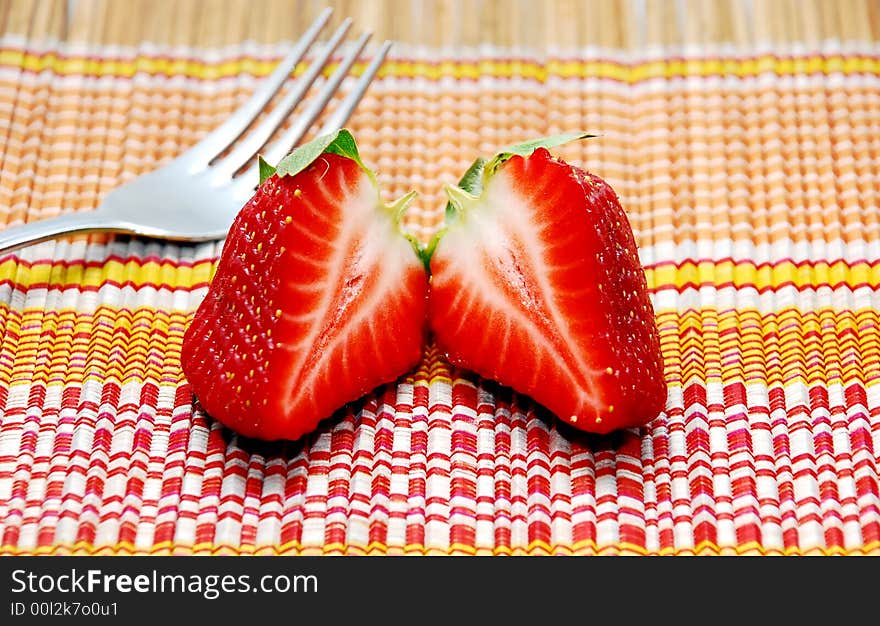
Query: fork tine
237,38,391,190
212,19,354,180
251,31,373,169
317,40,392,135
179,7,333,171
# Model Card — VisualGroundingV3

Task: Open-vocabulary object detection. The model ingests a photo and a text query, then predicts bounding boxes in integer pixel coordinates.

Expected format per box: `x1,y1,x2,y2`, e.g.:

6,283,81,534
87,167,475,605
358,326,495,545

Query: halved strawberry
427,134,666,434
181,130,427,441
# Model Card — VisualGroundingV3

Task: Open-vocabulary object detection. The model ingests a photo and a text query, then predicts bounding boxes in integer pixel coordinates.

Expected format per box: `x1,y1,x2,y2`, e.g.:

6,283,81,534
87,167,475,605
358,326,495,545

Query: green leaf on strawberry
484,131,597,177
446,156,487,220
275,128,369,181
258,155,276,185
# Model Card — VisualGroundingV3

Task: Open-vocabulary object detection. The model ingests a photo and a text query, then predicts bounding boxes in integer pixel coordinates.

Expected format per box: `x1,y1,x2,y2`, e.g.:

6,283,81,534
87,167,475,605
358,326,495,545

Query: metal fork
0,8,390,254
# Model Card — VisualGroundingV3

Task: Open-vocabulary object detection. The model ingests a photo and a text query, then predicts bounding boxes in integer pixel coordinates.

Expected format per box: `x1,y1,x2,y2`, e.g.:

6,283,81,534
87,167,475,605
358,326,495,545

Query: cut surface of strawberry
182,130,427,441
427,136,666,434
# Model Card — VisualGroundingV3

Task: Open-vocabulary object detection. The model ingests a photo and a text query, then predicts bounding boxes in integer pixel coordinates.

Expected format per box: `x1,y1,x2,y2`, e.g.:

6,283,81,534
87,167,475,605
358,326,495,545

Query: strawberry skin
182,151,427,441
428,147,666,434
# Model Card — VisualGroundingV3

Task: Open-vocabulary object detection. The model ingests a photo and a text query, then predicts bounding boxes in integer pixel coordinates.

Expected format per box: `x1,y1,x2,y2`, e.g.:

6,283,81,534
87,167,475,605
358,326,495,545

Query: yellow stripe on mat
1,49,879,82
646,259,880,291
0,257,216,290
1,258,879,292
0,305,878,391
2,539,878,556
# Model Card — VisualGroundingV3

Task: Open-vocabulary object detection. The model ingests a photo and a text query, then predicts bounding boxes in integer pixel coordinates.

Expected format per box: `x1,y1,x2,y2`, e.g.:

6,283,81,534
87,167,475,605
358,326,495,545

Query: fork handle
0,212,125,255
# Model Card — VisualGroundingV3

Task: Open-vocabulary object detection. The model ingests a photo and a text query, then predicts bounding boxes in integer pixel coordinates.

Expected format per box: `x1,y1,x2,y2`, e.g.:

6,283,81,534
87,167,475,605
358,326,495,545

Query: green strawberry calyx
257,129,421,257
483,131,597,179
259,128,370,184
419,131,596,270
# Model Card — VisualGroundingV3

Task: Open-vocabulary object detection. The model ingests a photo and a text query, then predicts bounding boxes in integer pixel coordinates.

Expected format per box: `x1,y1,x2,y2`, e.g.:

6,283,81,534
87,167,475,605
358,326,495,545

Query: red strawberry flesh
182,153,427,441
428,147,665,433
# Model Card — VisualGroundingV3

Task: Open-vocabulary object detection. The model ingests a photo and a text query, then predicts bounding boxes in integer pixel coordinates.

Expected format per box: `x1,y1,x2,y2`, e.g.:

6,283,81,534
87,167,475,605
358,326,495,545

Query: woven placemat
0,0,879,555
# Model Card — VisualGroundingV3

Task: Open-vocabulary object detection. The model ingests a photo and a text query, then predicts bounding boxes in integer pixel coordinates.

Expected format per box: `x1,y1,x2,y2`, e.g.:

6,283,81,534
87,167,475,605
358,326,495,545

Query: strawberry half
181,130,427,441
427,134,666,434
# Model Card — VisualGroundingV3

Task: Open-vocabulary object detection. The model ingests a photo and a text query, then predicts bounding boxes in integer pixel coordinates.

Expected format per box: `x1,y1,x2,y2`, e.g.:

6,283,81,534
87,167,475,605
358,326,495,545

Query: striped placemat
0,0,879,555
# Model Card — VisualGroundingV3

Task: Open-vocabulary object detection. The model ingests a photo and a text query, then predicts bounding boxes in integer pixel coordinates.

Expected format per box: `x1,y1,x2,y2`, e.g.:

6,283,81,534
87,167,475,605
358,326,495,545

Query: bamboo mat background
1,0,879,555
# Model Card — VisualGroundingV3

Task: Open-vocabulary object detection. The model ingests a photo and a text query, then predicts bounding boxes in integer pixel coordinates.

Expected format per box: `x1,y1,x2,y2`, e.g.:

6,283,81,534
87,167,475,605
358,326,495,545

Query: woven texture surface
1,0,880,555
